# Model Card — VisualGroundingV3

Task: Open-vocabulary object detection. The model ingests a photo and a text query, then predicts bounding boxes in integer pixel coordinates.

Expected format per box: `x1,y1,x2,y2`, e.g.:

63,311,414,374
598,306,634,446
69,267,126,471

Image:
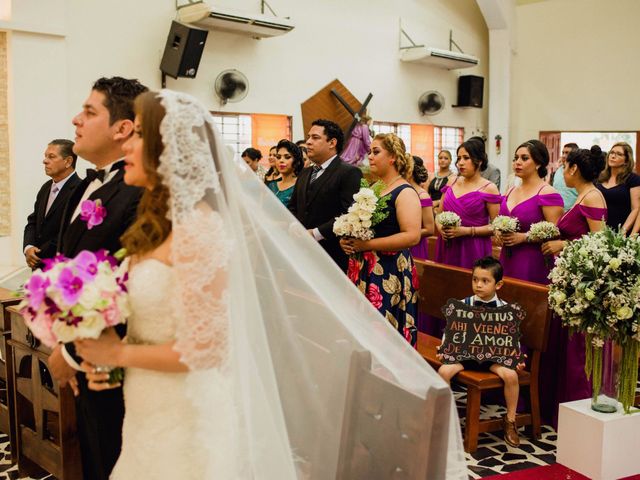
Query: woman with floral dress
340,133,422,346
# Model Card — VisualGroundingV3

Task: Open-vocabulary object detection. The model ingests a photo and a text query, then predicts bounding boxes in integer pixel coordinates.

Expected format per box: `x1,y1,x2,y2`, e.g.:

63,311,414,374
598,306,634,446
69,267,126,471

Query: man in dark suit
47,77,147,480
23,139,81,269
289,119,362,271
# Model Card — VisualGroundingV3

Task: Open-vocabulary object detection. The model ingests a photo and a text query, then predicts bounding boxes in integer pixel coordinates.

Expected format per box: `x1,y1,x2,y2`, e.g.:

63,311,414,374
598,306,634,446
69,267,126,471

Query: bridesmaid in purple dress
540,146,607,425
409,156,435,259
497,140,564,284
436,139,501,269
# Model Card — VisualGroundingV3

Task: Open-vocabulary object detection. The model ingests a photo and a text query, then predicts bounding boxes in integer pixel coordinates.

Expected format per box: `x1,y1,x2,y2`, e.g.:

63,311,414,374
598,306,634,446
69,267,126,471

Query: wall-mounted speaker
455,75,484,108
160,21,208,79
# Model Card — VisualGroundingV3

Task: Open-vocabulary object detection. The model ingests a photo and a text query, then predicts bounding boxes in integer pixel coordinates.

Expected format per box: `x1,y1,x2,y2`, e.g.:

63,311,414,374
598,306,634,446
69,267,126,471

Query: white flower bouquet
333,179,390,241
528,221,560,242
436,211,462,247
491,215,520,234
548,227,640,412
492,215,520,257
528,221,561,266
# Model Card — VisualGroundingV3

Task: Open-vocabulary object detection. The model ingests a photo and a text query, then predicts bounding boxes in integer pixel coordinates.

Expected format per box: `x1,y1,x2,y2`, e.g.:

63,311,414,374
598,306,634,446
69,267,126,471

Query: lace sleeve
172,205,232,370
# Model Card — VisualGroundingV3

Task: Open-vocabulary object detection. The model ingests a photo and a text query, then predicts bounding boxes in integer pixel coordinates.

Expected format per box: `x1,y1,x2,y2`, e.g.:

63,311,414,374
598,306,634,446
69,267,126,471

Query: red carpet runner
483,463,640,480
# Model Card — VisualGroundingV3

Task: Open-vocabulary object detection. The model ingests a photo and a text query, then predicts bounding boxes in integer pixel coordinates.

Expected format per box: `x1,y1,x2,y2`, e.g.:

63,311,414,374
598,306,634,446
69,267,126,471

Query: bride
75,90,467,479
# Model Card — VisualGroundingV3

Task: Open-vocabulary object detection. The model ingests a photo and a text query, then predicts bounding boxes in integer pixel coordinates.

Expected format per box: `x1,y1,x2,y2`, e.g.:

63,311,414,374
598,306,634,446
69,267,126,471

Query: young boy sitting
437,256,524,448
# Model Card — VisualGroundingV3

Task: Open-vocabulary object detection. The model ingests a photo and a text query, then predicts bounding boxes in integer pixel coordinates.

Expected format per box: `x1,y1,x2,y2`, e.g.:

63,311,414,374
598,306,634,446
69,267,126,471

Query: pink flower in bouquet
24,274,50,310
42,254,68,272
80,199,107,230
102,302,123,327
366,283,383,309
75,250,100,281
56,267,84,306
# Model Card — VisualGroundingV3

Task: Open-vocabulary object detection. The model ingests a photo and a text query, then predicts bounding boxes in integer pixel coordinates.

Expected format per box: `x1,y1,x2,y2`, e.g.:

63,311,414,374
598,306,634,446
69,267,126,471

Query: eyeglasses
609,151,626,158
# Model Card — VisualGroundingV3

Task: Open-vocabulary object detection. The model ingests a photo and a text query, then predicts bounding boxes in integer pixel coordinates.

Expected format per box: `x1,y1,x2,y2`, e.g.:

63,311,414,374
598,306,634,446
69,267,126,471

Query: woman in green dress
266,139,304,207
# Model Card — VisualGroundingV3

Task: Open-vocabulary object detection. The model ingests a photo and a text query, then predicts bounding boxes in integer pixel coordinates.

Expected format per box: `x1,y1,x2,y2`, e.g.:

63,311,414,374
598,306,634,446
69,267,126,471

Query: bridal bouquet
491,216,520,257
333,179,390,241
436,211,461,247
548,227,640,412
528,221,560,267
18,249,130,380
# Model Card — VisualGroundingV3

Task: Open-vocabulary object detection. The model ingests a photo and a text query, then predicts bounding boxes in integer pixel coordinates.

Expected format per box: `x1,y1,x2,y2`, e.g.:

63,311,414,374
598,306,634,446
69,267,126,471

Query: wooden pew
413,259,552,452
336,350,451,479
6,305,82,479
0,287,20,462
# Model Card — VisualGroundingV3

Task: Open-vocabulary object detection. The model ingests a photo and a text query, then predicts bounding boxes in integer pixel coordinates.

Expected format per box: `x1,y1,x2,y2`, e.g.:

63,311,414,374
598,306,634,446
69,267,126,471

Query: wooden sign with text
439,299,525,369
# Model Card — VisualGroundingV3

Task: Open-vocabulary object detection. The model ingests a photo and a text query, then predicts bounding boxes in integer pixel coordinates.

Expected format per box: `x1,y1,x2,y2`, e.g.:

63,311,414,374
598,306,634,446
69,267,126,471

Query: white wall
511,0,640,151
1,0,489,266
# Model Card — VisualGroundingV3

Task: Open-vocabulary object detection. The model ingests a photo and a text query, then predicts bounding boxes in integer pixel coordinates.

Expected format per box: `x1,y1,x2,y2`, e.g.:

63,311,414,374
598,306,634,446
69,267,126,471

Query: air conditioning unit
177,3,294,39
399,46,479,70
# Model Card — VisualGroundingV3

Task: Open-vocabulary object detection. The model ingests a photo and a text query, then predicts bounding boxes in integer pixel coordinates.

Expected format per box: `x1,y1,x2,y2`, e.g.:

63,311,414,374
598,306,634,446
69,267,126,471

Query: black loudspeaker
160,21,208,79
456,75,484,108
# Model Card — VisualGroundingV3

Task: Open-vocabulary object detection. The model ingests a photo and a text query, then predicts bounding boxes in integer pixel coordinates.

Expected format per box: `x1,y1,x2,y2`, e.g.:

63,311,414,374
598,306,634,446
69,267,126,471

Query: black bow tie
475,300,497,308
86,169,106,183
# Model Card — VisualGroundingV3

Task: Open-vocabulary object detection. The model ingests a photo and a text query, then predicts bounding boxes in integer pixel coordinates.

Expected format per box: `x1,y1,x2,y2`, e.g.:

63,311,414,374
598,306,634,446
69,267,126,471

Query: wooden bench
6,305,82,479
0,287,20,463
414,259,552,452
336,350,452,479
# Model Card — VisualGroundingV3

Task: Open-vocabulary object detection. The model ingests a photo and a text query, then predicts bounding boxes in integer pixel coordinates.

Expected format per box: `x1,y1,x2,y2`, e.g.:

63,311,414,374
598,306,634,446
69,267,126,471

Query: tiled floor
0,382,636,479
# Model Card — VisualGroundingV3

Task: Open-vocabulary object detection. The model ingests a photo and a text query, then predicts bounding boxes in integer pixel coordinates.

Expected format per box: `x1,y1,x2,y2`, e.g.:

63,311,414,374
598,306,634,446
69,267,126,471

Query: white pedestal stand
557,399,640,480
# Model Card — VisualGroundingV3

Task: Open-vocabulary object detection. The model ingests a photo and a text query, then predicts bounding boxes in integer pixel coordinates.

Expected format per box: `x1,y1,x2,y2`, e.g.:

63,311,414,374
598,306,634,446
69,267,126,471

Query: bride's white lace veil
155,89,467,479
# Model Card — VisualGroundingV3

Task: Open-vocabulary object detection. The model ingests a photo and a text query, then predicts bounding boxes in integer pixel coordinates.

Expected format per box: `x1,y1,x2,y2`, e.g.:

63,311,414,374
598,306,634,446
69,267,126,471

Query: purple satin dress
435,183,501,269
541,203,608,426
410,197,434,260
499,187,564,284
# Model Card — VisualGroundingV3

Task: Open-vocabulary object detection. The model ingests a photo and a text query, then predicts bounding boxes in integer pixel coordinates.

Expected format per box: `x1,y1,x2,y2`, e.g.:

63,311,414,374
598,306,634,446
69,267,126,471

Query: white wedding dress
110,258,239,479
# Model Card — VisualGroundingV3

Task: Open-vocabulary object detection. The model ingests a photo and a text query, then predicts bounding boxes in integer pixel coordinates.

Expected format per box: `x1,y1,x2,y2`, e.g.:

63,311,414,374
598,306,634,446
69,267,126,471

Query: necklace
381,175,403,195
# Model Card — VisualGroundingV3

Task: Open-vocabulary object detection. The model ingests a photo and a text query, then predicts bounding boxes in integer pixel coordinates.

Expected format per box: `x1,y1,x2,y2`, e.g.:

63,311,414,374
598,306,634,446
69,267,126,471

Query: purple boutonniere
80,199,107,230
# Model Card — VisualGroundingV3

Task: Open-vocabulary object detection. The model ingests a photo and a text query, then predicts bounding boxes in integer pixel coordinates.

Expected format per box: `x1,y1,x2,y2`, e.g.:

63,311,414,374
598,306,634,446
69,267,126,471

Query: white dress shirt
70,160,122,222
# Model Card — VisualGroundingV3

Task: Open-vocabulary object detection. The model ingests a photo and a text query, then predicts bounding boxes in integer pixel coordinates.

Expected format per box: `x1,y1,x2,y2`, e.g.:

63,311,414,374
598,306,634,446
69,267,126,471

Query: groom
47,77,147,480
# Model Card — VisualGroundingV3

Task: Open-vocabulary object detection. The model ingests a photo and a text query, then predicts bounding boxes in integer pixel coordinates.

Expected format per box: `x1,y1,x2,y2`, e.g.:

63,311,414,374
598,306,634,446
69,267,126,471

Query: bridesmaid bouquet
333,179,390,241
18,249,130,381
491,215,520,257
548,227,640,412
528,221,560,267
435,212,462,247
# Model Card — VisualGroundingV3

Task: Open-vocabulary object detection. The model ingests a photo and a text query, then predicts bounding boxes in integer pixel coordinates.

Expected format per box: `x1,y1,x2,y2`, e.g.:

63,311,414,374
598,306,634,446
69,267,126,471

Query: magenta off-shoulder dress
540,202,608,426
499,186,564,284
435,182,501,269
410,196,434,260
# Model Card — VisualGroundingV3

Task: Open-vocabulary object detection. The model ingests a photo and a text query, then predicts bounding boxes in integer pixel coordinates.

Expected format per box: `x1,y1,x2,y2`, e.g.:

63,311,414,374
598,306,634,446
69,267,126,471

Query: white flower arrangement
333,179,389,241
527,221,560,242
548,227,640,412
436,211,461,228
491,215,520,234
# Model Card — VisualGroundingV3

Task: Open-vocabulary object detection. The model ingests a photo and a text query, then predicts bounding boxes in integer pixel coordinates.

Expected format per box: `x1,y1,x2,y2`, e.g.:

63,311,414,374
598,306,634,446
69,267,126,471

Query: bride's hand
81,361,121,391
75,328,123,366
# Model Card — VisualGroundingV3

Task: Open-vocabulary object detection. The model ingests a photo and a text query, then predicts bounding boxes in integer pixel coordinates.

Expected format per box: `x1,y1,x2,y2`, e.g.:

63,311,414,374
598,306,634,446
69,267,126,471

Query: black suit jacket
57,162,142,480
289,156,362,271
23,172,82,263
58,164,142,258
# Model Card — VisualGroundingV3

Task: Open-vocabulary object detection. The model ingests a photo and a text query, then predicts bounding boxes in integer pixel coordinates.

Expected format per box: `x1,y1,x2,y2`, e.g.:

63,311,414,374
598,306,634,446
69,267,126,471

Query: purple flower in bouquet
42,254,69,272
95,249,119,268
116,272,129,293
80,199,107,230
75,251,100,281
24,274,50,310
56,267,84,306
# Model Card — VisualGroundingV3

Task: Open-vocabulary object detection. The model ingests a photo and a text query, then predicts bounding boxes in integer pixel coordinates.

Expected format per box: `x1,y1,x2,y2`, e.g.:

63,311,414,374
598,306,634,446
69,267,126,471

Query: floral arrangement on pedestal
548,227,640,413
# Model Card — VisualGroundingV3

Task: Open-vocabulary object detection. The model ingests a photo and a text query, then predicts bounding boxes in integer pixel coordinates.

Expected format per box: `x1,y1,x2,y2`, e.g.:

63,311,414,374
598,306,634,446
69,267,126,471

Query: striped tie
45,185,59,215
310,164,322,183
